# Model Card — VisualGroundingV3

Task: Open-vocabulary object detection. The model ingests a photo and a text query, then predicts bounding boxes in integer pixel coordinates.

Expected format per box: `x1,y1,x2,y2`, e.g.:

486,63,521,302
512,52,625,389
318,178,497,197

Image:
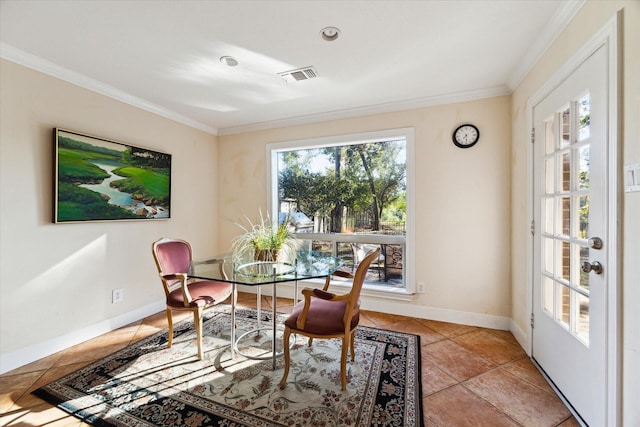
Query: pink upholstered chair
151,238,232,360
279,248,381,390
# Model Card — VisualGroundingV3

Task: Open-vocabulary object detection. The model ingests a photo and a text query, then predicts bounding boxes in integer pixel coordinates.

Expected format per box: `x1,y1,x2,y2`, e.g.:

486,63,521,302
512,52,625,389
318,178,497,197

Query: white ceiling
0,0,584,135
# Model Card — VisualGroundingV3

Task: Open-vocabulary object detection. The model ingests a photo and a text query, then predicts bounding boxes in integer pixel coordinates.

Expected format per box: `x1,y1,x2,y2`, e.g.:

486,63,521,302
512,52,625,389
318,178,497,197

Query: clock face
453,124,480,148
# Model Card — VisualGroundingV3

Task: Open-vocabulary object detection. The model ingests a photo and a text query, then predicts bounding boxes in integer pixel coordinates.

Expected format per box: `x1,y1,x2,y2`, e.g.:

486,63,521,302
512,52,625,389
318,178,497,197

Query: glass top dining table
191,250,345,285
190,251,345,368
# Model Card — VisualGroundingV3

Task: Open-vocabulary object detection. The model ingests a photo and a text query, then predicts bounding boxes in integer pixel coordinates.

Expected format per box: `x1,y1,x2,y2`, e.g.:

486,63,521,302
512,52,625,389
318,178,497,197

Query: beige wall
0,59,219,369
218,96,512,321
2,2,637,421
510,1,640,425
1,58,513,371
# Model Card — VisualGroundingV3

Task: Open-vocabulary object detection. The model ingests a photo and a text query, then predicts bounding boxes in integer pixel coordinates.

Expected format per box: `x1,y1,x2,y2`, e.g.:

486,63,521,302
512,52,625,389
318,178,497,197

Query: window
267,128,415,297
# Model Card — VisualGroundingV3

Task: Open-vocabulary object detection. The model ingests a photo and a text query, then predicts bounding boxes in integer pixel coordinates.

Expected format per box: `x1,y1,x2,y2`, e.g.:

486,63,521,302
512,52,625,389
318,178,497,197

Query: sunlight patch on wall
21,234,108,296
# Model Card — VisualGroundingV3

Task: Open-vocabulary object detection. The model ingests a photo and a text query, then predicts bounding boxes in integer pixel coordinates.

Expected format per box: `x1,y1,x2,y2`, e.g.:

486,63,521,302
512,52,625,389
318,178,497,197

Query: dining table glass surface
191,250,345,285
189,250,345,368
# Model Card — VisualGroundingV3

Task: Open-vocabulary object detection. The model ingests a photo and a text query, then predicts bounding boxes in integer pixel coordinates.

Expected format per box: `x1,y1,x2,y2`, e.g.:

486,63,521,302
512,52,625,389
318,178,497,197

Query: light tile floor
0,293,579,426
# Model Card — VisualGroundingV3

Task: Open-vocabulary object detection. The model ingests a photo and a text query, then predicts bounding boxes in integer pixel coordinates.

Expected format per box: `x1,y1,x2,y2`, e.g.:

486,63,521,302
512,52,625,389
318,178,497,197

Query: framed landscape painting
54,128,171,223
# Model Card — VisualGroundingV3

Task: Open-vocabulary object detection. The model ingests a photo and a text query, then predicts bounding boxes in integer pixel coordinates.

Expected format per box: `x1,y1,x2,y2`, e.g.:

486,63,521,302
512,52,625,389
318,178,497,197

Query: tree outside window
272,134,409,289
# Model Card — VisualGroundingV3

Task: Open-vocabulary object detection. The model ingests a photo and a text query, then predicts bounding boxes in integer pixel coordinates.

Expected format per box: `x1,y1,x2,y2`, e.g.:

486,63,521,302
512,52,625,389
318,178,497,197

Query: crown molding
506,0,586,90
1,1,584,138
0,42,219,136
2,40,515,138
218,85,512,136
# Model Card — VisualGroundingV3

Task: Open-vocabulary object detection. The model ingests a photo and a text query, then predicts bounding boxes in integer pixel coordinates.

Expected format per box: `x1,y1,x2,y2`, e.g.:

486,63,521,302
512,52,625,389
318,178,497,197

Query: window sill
270,278,414,302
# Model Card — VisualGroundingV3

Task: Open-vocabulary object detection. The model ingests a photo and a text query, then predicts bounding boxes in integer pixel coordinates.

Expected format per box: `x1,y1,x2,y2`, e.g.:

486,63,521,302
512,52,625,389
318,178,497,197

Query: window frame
266,127,415,297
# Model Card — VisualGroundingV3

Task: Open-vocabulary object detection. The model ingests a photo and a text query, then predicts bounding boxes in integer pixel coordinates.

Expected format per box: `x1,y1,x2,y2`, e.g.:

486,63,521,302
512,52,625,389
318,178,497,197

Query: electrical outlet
417,281,425,294
112,288,124,303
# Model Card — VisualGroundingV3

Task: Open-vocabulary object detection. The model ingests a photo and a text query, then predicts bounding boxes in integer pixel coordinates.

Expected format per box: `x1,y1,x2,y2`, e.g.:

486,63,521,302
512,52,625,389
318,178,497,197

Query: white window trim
266,127,415,296
267,278,414,303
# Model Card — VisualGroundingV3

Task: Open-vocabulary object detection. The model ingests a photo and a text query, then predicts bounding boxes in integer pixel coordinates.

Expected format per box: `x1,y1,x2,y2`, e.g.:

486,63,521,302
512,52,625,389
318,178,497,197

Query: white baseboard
242,283,512,331
0,300,165,375
1,290,517,375
510,318,530,355
360,298,511,330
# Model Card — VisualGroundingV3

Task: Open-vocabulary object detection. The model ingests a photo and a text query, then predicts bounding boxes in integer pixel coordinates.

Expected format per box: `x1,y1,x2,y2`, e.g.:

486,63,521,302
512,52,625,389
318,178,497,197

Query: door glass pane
559,196,570,236
578,145,590,190
545,158,555,194
560,240,570,281
579,245,590,292
575,292,590,344
538,89,593,349
557,284,570,326
545,119,555,154
543,276,554,314
561,152,571,191
544,198,553,233
578,195,589,239
578,93,591,142
561,107,571,148
543,237,554,274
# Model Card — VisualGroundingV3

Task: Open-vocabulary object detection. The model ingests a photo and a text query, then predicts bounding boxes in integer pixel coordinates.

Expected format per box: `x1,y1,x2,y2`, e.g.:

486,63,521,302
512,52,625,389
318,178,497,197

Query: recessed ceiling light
320,27,340,41
220,56,238,67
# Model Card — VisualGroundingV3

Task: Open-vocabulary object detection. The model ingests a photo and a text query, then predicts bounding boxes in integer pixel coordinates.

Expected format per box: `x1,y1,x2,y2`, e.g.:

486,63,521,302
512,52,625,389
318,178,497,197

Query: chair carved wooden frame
151,238,233,360
279,248,381,390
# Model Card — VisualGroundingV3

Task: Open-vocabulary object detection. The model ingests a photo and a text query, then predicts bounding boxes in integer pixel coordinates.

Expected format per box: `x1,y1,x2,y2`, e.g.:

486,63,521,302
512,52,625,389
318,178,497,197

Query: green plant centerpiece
231,210,299,264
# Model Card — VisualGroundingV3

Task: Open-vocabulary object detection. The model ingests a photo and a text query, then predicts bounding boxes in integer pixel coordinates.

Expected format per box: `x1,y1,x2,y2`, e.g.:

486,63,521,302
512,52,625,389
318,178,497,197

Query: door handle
588,237,603,250
582,261,603,275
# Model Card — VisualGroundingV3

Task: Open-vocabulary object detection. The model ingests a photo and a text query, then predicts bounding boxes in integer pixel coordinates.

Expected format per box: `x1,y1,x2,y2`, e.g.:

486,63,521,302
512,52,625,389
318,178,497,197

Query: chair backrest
347,248,381,311
152,238,193,293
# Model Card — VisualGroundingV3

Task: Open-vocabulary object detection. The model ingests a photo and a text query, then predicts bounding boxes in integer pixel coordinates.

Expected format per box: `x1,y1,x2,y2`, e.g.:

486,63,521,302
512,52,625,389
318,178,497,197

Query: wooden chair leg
279,327,292,389
166,308,174,348
194,307,204,360
350,330,356,361
340,335,349,390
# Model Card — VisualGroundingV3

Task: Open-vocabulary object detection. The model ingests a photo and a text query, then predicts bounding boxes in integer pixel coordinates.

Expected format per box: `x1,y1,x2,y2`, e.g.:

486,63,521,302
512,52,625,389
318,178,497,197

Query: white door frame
525,11,621,426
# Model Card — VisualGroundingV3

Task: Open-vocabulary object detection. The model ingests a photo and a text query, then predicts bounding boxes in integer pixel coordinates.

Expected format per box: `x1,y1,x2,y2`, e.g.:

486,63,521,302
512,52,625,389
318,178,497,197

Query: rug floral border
33,309,423,427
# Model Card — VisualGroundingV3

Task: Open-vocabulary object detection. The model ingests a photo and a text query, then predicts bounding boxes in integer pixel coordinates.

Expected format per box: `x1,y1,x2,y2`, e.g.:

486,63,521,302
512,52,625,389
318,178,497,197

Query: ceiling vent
278,66,318,83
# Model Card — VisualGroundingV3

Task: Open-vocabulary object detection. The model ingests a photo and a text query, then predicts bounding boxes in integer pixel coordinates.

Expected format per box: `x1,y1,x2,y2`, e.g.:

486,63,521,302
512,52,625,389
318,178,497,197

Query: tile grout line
2,293,576,426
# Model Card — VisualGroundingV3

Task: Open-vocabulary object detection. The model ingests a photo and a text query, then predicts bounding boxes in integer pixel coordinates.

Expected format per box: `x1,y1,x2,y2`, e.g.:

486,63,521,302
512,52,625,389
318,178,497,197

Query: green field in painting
56,146,170,221
111,166,170,204
57,148,114,182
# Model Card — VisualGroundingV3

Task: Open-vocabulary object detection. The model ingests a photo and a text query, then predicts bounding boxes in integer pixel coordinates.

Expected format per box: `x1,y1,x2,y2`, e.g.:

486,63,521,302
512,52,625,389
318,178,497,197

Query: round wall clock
452,124,480,148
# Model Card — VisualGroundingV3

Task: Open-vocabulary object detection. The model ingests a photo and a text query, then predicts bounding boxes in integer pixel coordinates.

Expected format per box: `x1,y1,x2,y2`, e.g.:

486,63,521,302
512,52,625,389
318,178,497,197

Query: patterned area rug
34,308,423,426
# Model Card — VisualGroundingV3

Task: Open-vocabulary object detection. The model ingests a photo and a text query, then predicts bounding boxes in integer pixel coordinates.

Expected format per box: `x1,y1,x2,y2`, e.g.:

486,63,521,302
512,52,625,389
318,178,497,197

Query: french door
531,42,611,426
